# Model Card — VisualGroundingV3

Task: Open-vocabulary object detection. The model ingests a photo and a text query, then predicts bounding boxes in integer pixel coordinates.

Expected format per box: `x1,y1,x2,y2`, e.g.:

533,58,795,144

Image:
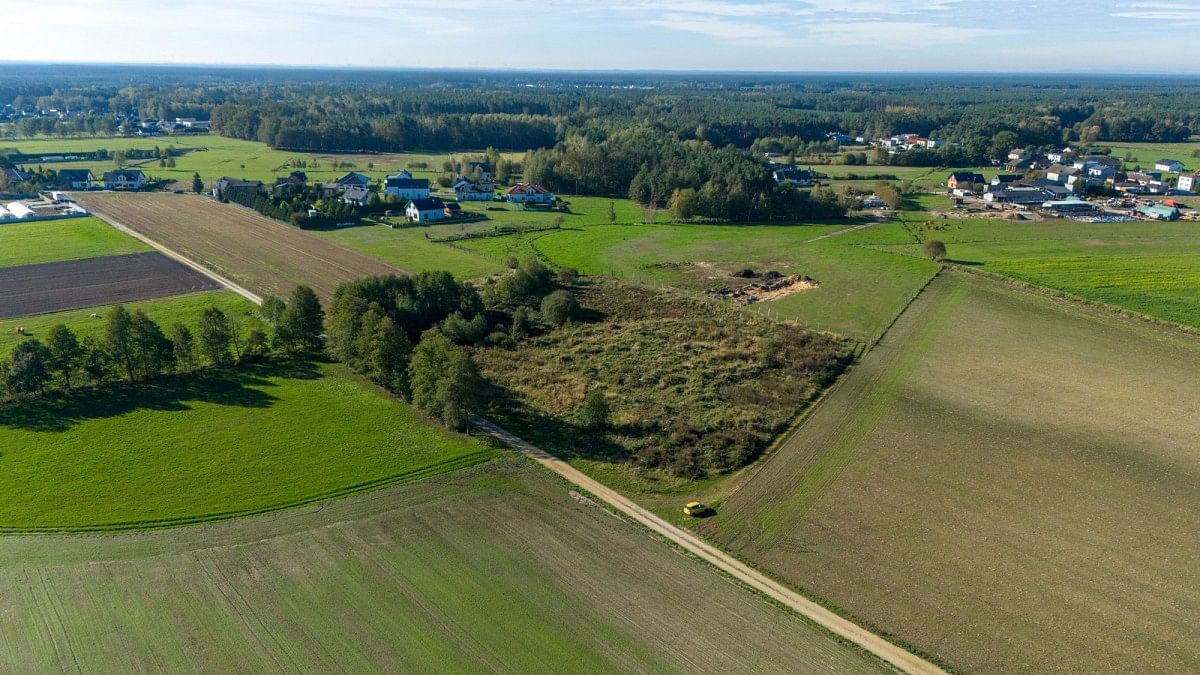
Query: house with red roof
505,183,554,205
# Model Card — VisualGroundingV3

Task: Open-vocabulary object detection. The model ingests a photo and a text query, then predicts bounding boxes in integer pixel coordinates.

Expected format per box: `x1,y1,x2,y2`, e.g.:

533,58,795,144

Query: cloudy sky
0,0,1197,72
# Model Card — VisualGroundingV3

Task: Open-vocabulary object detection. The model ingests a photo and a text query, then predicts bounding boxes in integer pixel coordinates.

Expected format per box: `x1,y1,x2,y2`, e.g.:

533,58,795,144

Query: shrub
577,389,610,431
540,290,579,327
557,266,579,284
923,239,947,261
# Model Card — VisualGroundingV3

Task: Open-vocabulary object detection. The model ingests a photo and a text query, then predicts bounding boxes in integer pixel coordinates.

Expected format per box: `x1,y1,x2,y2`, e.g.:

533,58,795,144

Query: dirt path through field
470,416,946,675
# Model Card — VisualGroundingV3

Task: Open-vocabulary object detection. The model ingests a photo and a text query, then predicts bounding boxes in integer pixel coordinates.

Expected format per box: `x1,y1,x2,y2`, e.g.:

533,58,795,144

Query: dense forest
3,65,1199,219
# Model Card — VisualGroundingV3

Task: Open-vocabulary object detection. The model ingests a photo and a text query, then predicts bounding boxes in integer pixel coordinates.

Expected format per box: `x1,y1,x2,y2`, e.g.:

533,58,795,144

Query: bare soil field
707,271,1200,673
0,458,885,673
74,193,401,302
0,252,219,319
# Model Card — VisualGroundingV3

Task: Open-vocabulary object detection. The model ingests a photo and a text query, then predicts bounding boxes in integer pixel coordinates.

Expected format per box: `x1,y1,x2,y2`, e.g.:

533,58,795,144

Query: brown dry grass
75,192,401,303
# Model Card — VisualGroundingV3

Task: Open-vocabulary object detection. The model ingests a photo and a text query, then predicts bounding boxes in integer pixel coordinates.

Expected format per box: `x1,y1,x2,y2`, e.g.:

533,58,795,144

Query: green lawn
11,134,521,186
882,212,1200,328
0,359,493,531
458,220,938,342
1098,139,1198,171
0,216,149,268
315,222,504,279
0,290,256,352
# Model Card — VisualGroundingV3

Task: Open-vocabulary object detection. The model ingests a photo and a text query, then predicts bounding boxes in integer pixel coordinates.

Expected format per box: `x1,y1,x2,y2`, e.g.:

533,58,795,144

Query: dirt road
470,417,947,675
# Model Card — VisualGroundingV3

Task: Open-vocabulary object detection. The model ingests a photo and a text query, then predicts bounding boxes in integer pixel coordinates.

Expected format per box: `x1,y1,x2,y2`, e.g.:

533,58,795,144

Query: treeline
523,131,851,220
0,286,323,400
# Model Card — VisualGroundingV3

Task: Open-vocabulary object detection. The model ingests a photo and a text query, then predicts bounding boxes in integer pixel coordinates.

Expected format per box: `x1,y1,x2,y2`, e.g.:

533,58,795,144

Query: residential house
335,172,372,187
1047,148,1076,163
947,172,985,191
923,139,945,149
1177,174,1199,192
990,174,1021,187
466,161,492,181
453,177,495,201
391,170,413,180
3,167,32,184
1008,148,1029,161
773,167,813,187
1005,157,1035,173
103,169,146,190
826,132,853,145
384,175,431,201
1045,164,1080,184
406,197,446,222
861,195,885,208
444,202,462,219
1074,155,1122,171
272,170,308,197
56,169,94,190
505,183,555,205
318,183,345,199
213,177,263,203
341,185,371,206
1087,165,1117,181
1155,159,1185,173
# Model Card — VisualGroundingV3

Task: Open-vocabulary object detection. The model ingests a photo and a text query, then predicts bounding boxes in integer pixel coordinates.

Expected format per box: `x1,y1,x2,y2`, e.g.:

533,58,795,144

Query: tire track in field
32,568,83,673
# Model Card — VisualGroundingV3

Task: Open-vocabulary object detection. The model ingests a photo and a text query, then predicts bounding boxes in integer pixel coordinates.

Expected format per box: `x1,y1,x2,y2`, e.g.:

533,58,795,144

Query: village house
336,172,372,187
466,161,492,181
56,169,94,190
341,185,371,206
990,174,1022,187
272,170,308,197
505,183,555,205
453,177,495,201
103,169,146,190
1177,174,1199,192
1045,164,1080,184
384,175,431,201
406,197,446,222
3,167,32,184
1073,155,1122,171
213,177,263,202
1155,159,1185,173
444,202,462,219
946,172,985,191
773,167,813,187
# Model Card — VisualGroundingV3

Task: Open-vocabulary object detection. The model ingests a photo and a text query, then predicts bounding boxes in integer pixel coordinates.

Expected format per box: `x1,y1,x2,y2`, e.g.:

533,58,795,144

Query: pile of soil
706,274,820,305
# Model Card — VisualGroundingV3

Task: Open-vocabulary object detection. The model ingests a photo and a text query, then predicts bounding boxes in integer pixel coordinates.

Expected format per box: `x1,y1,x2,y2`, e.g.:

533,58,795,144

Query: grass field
8,134,522,186
74,192,401,302
707,270,1200,672
1098,139,1198,171
0,359,493,531
886,212,1200,328
0,216,148,268
0,290,256,352
0,458,884,672
457,220,938,342
315,222,505,279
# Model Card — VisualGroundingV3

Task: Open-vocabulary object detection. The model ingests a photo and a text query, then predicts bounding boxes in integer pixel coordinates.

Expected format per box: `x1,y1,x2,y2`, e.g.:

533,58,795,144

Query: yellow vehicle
683,501,709,517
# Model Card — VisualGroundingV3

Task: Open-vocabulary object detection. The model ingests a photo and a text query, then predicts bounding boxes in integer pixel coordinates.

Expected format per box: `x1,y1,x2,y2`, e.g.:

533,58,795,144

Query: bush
540,290,579,327
557,266,578,284
923,239,947,261
441,311,490,345
577,389,610,431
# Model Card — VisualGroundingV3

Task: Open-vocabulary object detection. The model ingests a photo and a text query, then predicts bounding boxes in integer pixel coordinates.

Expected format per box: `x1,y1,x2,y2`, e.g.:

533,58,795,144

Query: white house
1155,159,1185,173
57,169,94,190
453,177,494,201
384,175,430,201
1178,174,1199,192
505,183,554,205
406,197,446,222
102,169,146,190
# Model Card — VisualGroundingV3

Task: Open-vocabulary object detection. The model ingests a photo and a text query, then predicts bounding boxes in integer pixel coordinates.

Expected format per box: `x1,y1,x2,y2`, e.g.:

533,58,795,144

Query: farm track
0,252,220,319
471,417,946,675
74,193,403,303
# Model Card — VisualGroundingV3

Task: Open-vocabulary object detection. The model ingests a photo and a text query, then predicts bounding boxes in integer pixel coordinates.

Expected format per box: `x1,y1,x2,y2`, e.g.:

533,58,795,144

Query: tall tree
131,310,174,378
45,324,82,390
192,172,204,194
197,307,234,366
170,323,197,371
6,339,52,396
409,329,482,431
105,305,137,382
79,335,111,385
278,285,325,352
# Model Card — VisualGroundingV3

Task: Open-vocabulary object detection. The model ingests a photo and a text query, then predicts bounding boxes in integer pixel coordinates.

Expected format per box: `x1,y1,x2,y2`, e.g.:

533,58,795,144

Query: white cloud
807,21,1013,47
643,13,798,46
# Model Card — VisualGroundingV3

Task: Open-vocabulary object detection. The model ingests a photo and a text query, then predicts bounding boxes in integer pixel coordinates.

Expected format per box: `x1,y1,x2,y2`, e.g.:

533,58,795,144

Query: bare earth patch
706,274,820,305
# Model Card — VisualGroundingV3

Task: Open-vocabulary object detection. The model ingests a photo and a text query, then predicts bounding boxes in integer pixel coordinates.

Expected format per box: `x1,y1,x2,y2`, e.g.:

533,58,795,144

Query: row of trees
0,287,324,400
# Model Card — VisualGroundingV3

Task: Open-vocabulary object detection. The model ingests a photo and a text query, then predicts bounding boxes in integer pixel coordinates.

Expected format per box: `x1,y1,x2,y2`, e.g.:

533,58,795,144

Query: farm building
1155,159,1185,173
103,169,146,190
453,177,494,201
505,183,554,205
57,169,94,190
0,205,11,219
384,176,431,201
335,172,371,187
406,197,446,222
5,201,35,218
1137,203,1180,221
990,174,1021,187
1041,198,1096,215
947,172,985,190
341,185,371,206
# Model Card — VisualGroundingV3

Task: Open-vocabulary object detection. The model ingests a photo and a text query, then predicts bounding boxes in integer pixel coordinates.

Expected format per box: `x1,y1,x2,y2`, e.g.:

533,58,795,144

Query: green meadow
0,216,149,268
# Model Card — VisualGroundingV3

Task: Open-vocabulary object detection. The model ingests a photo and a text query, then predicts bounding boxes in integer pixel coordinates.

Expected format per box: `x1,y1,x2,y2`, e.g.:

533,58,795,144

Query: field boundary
0,450,493,534
78,197,264,305
472,416,947,675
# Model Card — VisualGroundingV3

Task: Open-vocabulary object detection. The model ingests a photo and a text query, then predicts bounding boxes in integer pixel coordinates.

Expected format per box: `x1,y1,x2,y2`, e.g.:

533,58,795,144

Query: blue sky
1,0,1198,72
